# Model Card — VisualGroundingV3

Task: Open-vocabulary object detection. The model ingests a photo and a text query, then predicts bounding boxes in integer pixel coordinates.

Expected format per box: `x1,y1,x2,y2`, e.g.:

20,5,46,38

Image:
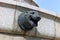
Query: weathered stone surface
0,33,50,40
0,4,56,39
0,4,16,32
24,36,50,40
16,0,36,6
0,34,25,40
0,0,60,40
0,0,16,5
36,14,55,39
55,18,60,40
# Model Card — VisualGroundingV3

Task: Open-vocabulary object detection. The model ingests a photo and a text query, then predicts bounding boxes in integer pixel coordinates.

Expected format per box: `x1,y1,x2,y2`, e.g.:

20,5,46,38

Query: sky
35,0,60,14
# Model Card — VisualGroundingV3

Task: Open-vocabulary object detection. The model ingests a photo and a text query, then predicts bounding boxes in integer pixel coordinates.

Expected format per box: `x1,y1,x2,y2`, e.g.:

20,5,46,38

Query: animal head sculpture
18,11,41,31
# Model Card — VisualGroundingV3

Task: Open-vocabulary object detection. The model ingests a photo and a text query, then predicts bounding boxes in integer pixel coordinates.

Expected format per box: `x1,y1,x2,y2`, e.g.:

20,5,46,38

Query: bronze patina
18,11,41,31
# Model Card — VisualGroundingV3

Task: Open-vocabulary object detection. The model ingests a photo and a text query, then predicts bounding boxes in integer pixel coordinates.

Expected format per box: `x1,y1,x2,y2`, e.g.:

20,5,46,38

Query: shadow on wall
24,28,54,40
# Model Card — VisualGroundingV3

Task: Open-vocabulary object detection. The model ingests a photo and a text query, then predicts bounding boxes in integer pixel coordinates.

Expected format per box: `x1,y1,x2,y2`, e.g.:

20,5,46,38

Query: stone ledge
0,0,60,19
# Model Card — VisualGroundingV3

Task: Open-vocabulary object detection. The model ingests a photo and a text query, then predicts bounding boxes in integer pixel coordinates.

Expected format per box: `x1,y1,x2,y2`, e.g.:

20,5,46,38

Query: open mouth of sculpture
30,17,38,26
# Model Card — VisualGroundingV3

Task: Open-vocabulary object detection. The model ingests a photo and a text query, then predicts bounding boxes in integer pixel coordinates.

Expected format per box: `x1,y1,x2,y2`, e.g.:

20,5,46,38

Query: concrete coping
0,0,60,19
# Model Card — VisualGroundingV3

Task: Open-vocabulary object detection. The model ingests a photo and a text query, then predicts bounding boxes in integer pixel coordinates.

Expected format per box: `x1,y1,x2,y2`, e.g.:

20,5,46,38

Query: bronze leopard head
18,11,41,31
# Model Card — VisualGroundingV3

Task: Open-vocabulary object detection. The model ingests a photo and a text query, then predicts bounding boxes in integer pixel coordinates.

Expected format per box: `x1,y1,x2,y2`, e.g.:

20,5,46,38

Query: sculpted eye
31,12,34,14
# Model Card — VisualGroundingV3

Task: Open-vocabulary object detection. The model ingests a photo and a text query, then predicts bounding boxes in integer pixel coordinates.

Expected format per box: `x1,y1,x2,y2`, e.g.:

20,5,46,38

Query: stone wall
0,1,60,40
55,18,60,40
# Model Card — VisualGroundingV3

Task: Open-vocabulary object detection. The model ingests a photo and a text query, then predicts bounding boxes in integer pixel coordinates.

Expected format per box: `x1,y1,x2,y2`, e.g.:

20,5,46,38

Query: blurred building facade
0,0,60,40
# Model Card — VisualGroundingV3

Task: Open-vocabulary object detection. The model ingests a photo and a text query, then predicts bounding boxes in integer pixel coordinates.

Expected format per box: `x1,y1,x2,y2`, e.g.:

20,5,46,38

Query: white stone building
0,0,60,40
